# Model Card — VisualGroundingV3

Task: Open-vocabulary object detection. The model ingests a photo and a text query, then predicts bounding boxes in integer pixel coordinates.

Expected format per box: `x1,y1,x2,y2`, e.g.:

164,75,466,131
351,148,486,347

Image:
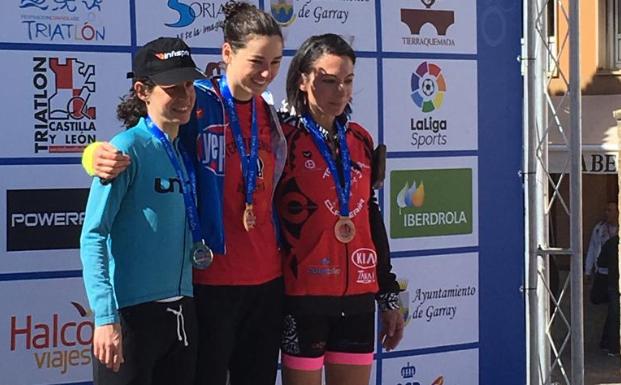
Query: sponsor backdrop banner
0,1,524,384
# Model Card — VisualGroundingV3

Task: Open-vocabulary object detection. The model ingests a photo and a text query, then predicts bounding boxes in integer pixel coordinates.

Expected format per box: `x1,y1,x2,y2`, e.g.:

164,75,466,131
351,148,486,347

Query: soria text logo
165,0,225,40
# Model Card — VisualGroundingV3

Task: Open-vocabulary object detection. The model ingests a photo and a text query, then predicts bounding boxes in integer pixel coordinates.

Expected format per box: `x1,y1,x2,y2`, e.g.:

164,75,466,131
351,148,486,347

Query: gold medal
243,204,256,231
334,216,356,243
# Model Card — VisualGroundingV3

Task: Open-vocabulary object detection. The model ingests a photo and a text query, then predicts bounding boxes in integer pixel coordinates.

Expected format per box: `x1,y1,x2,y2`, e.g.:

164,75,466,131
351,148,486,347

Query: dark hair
286,33,356,116
116,78,156,128
222,0,282,51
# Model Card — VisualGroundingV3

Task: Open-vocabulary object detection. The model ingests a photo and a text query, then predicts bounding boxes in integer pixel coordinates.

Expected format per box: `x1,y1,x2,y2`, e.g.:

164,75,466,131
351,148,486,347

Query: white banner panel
381,0,477,54
382,59,477,153
0,278,91,385
269,0,377,52
391,253,478,351
384,157,479,252
381,349,479,385
0,51,130,157
135,0,260,47
0,165,91,273
0,1,131,45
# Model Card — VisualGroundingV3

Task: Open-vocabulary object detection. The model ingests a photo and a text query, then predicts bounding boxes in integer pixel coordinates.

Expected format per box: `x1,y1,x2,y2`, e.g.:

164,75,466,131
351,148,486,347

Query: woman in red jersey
276,33,404,385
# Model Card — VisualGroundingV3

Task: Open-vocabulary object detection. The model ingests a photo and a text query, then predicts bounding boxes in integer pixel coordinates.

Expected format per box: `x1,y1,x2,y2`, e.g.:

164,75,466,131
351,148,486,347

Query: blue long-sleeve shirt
80,118,193,326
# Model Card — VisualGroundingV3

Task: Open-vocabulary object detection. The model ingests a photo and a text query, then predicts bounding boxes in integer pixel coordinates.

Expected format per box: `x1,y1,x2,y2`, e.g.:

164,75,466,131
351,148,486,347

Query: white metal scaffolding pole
524,0,583,383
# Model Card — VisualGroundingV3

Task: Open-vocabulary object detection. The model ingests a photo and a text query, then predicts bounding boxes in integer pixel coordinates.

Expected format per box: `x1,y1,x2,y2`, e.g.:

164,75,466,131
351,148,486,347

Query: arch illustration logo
271,0,296,26
411,61,446,113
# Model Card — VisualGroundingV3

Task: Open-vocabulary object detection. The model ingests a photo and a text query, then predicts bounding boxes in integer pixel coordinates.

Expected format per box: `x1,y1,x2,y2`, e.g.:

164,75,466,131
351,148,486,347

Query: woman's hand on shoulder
93,142,131,180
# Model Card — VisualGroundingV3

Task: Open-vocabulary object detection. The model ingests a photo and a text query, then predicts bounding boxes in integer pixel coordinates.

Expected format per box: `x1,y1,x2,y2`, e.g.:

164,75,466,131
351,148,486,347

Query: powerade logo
410,61,448,149
400,0,456,47
19,0,106,42
271,0,296,26
32,57,98,154
7,188,88,251
10,302,93,374
390,169,472,239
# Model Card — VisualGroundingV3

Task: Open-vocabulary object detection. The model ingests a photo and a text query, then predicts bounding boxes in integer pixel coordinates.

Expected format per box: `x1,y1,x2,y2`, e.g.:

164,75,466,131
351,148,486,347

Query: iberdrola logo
411,61,446,113
390,169,472,239
396,180,425,213
271,0,296,26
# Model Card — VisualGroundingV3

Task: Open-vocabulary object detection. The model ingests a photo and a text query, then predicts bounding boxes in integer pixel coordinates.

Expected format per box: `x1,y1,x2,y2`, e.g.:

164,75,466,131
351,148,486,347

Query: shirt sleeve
369,188,401,309
585,223,603,275
79,139,135,326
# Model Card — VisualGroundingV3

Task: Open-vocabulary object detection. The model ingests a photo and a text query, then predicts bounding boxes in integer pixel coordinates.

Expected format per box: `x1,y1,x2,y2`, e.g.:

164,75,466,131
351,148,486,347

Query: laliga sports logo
396,179,425,213
409,62,448,149
398,362,444,385
411,61,445,113
155,50,190,60
271,0,296,26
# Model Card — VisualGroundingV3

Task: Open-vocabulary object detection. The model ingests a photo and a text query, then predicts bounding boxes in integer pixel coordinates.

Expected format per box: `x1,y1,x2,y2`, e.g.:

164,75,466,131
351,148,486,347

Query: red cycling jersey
276,118,380,298
194,94,281,286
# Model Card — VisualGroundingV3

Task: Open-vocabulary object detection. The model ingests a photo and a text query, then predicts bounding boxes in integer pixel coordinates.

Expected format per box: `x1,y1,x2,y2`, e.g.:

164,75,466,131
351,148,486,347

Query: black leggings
194,277,284,385
93,297,197,385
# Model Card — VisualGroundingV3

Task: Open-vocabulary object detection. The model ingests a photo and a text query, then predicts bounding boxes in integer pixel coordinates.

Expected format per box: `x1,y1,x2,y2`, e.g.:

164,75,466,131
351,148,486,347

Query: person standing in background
585,201,618,279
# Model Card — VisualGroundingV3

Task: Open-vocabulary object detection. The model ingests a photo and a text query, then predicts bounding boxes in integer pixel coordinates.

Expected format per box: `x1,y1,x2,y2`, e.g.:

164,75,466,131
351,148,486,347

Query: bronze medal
243,204,256,231
334,216,356,243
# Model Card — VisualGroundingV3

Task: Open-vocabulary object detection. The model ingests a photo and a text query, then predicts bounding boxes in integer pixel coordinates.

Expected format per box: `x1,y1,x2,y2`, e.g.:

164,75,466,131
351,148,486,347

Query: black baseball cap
128,37,205,85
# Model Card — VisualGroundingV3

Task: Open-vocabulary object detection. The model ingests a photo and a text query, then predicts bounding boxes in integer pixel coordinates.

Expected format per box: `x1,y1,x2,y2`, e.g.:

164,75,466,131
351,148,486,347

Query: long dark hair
116,78,155,128
221,0,282,51
286,33,356,116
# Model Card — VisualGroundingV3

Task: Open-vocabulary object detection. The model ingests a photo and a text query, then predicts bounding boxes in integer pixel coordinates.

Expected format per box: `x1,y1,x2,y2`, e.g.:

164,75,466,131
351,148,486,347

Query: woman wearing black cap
80,37,205,385
83,3,288,385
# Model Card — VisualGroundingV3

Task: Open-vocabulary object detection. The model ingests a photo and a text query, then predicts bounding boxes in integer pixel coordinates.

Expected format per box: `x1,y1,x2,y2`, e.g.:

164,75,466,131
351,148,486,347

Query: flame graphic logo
396,180,425,213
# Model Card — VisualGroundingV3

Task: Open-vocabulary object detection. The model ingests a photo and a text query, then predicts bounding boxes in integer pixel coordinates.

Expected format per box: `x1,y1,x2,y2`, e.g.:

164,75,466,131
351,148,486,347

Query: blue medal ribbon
145,117,203,245
301,115,352,217
219,76,259,206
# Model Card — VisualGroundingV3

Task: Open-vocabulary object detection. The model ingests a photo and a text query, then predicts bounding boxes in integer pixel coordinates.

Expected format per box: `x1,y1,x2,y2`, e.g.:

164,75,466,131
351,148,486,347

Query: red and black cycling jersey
276,114,399,315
